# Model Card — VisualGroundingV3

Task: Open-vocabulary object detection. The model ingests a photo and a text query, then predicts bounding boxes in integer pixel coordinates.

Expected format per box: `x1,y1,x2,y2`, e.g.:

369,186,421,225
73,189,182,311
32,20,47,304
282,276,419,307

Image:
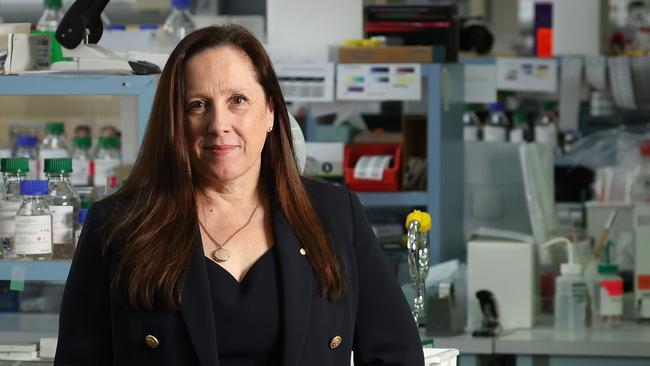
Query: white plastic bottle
593,240,623,328
483,103,509,142
93,136,121,195
71,136,93,186
509,112,528,144
463,104,482,141
44,158,80,260
36,0,64,32
0,158,29,259
15,180,53,261
39,122,69,179
14,136,39,180
535,101,558,150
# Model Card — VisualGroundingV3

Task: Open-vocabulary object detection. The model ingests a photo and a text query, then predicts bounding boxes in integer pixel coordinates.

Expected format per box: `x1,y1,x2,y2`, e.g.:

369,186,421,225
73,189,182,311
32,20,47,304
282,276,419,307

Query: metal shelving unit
0,261,70,282
305,63,465,263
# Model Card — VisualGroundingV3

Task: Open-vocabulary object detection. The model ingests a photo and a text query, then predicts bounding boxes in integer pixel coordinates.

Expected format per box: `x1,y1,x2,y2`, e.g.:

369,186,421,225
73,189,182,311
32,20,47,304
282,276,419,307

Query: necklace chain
199,200,261,249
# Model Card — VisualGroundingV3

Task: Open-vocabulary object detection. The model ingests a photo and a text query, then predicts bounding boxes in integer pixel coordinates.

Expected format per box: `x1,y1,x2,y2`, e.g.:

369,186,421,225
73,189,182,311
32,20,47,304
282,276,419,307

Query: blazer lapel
272,202,315,366
181,229,220,366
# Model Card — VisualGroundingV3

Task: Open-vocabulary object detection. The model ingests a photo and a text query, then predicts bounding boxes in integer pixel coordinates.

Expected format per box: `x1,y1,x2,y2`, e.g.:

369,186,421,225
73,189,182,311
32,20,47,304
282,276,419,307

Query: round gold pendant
213,248,231,262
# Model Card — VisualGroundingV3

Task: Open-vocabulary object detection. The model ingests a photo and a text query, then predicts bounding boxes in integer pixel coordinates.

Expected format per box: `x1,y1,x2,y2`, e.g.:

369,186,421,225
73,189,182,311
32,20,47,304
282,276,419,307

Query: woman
54,25,423,366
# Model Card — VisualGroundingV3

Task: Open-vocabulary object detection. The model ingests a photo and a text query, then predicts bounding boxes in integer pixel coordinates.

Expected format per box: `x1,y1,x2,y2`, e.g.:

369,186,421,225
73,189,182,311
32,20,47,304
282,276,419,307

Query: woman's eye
187,100,206,110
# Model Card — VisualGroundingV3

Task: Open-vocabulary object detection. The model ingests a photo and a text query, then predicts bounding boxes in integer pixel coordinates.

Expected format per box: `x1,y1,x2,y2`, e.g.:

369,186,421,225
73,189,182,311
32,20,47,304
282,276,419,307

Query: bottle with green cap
36,0,64,32
93,136,121,195
15,180,52,260
534,101,558,150
0,158,29,259
71,136,93,186
44,158,80,260
509,112,528,144
39,122,69,179
593,240,623,328
462,104,482,142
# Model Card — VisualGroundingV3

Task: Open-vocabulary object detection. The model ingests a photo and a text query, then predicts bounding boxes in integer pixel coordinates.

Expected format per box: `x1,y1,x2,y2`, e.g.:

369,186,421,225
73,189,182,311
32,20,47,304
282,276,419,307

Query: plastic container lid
139,24,159,30
44,0,62,9
464,103,475,112
560,263,582,275
45,122,65,135
98,136,119,149
73,136,92,149
598,263,619,275
81,200,94,209
15,135,39,148
20,180,49,196
78,208,89,225
488,103,504,112
44,158,73,174
1,157,29,173
539,100,555,111
171,0,191,9
513,112,528,123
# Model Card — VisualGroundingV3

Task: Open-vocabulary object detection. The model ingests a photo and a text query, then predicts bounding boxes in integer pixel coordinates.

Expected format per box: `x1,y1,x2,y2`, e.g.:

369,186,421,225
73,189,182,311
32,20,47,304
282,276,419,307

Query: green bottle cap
45,121,65,135
98,136,119,149
513,112,528,123
464,103,475,112
539,101,555,111
73,136,92,149
598,263,619,275
81,200,94,209
44,0,62,9
44,158,72,174
1,157,29,173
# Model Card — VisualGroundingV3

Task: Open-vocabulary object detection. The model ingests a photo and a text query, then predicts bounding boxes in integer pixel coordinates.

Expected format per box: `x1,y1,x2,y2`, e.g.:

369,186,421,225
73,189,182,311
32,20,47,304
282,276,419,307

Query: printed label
0,201,22,238
535,125,557,146
509,129,524,143
71,158,91,186
464,126,479,141
94,158,120,187
14,215,52,255
50,205,74,244
483,126,507,142
599,280,624,316
571,282,588,304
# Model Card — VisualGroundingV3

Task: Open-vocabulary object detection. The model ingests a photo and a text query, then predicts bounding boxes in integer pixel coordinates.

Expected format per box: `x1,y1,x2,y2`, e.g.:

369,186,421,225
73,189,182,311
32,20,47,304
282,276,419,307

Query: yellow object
342,38,382,47
405,210,431,232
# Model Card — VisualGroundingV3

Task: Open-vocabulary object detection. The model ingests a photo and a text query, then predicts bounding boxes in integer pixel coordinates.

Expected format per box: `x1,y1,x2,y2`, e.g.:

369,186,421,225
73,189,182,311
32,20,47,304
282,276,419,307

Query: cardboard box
338,46,434,63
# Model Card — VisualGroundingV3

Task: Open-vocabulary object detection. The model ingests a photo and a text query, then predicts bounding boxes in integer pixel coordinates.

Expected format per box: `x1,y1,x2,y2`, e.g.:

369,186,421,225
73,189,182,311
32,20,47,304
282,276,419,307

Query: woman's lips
203,145,238,156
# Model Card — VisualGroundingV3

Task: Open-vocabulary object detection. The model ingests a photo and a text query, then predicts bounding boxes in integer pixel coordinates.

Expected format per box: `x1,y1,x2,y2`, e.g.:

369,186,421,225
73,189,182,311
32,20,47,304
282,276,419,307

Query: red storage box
344,143,402,191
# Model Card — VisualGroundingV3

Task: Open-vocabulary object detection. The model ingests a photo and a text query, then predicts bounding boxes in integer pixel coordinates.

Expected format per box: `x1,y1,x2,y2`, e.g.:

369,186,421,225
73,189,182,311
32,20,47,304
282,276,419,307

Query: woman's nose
207,106,231,135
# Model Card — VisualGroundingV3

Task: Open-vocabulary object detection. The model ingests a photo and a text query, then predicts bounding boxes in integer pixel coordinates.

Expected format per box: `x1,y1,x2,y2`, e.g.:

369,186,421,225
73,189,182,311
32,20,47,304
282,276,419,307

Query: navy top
204,246,282,366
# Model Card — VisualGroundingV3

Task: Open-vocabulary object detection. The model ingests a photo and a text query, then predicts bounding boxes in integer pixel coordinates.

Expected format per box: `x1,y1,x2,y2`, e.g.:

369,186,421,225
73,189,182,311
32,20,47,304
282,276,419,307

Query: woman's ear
267,100,275,131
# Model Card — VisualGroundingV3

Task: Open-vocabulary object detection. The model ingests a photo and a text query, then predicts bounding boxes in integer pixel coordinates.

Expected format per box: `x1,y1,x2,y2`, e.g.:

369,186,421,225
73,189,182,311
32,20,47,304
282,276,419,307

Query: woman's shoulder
300,176,352,205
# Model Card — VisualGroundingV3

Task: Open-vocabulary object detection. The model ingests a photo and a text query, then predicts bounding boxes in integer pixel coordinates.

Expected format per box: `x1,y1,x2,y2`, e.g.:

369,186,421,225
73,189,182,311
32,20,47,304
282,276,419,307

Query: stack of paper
0,342,39,361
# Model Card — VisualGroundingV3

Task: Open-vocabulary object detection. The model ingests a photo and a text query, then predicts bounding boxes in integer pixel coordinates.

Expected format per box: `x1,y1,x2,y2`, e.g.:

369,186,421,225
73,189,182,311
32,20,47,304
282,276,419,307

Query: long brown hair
104,25,345,310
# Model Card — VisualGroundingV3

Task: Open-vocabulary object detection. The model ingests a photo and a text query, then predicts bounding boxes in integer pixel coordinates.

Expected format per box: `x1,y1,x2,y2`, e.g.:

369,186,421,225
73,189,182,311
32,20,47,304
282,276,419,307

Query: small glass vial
15,180,52,261
463,104,482,142
94,136,121,195
71,136,93,186
44,158,80,260
0,158,29,259
14,135,39,180
74,200,93,247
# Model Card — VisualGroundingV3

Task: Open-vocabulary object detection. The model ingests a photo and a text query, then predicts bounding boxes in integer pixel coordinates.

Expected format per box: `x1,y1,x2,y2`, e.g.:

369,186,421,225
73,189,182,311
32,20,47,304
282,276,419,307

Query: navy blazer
54,178,424,365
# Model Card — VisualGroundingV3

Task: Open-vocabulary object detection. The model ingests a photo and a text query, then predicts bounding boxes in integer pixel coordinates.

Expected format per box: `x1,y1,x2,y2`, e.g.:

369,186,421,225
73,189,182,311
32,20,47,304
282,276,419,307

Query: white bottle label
94,158,120,187
71,158,91,186
599,280,624,316
535,125,557,146
0,201,22,238
464,126,479,141
483,126,507,142
510,129,524,143
39,149,69,179
571,282,588,303
50,205,74,244
14,215,52,255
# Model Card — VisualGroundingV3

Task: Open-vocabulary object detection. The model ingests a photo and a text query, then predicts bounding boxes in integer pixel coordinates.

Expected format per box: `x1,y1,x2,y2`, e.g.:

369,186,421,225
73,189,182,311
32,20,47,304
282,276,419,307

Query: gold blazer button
299,248,307,256
329,336,342,349
145,335,159,349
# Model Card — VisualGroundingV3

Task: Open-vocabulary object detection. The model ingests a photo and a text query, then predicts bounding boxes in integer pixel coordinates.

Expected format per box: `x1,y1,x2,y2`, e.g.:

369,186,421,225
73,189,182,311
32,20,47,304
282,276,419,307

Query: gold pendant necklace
199,200,261,262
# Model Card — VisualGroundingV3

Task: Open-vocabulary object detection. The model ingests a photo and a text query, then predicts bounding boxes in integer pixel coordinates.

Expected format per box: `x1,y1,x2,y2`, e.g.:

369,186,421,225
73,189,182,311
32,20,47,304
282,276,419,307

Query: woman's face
183,46,274,186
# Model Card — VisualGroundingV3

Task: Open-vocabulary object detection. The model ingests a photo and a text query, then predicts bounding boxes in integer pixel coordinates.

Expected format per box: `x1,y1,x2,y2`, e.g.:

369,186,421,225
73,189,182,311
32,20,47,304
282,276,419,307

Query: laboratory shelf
356,191,428,207
0,74,157,164
0,261,70,282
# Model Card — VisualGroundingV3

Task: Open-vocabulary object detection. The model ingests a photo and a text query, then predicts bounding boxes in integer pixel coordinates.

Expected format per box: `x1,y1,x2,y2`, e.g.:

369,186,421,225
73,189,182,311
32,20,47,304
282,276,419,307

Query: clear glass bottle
161,0,196,44
93,136,121,195
509,112,528,144
71,136,93,187
39,122,69,179
535,101,559,150
483,103,509,142
0,158,29,259
36,0,64,32
14,135,39,180
15,180,52,261
463,104,482,142
74,200,93,247
44,158,80,260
